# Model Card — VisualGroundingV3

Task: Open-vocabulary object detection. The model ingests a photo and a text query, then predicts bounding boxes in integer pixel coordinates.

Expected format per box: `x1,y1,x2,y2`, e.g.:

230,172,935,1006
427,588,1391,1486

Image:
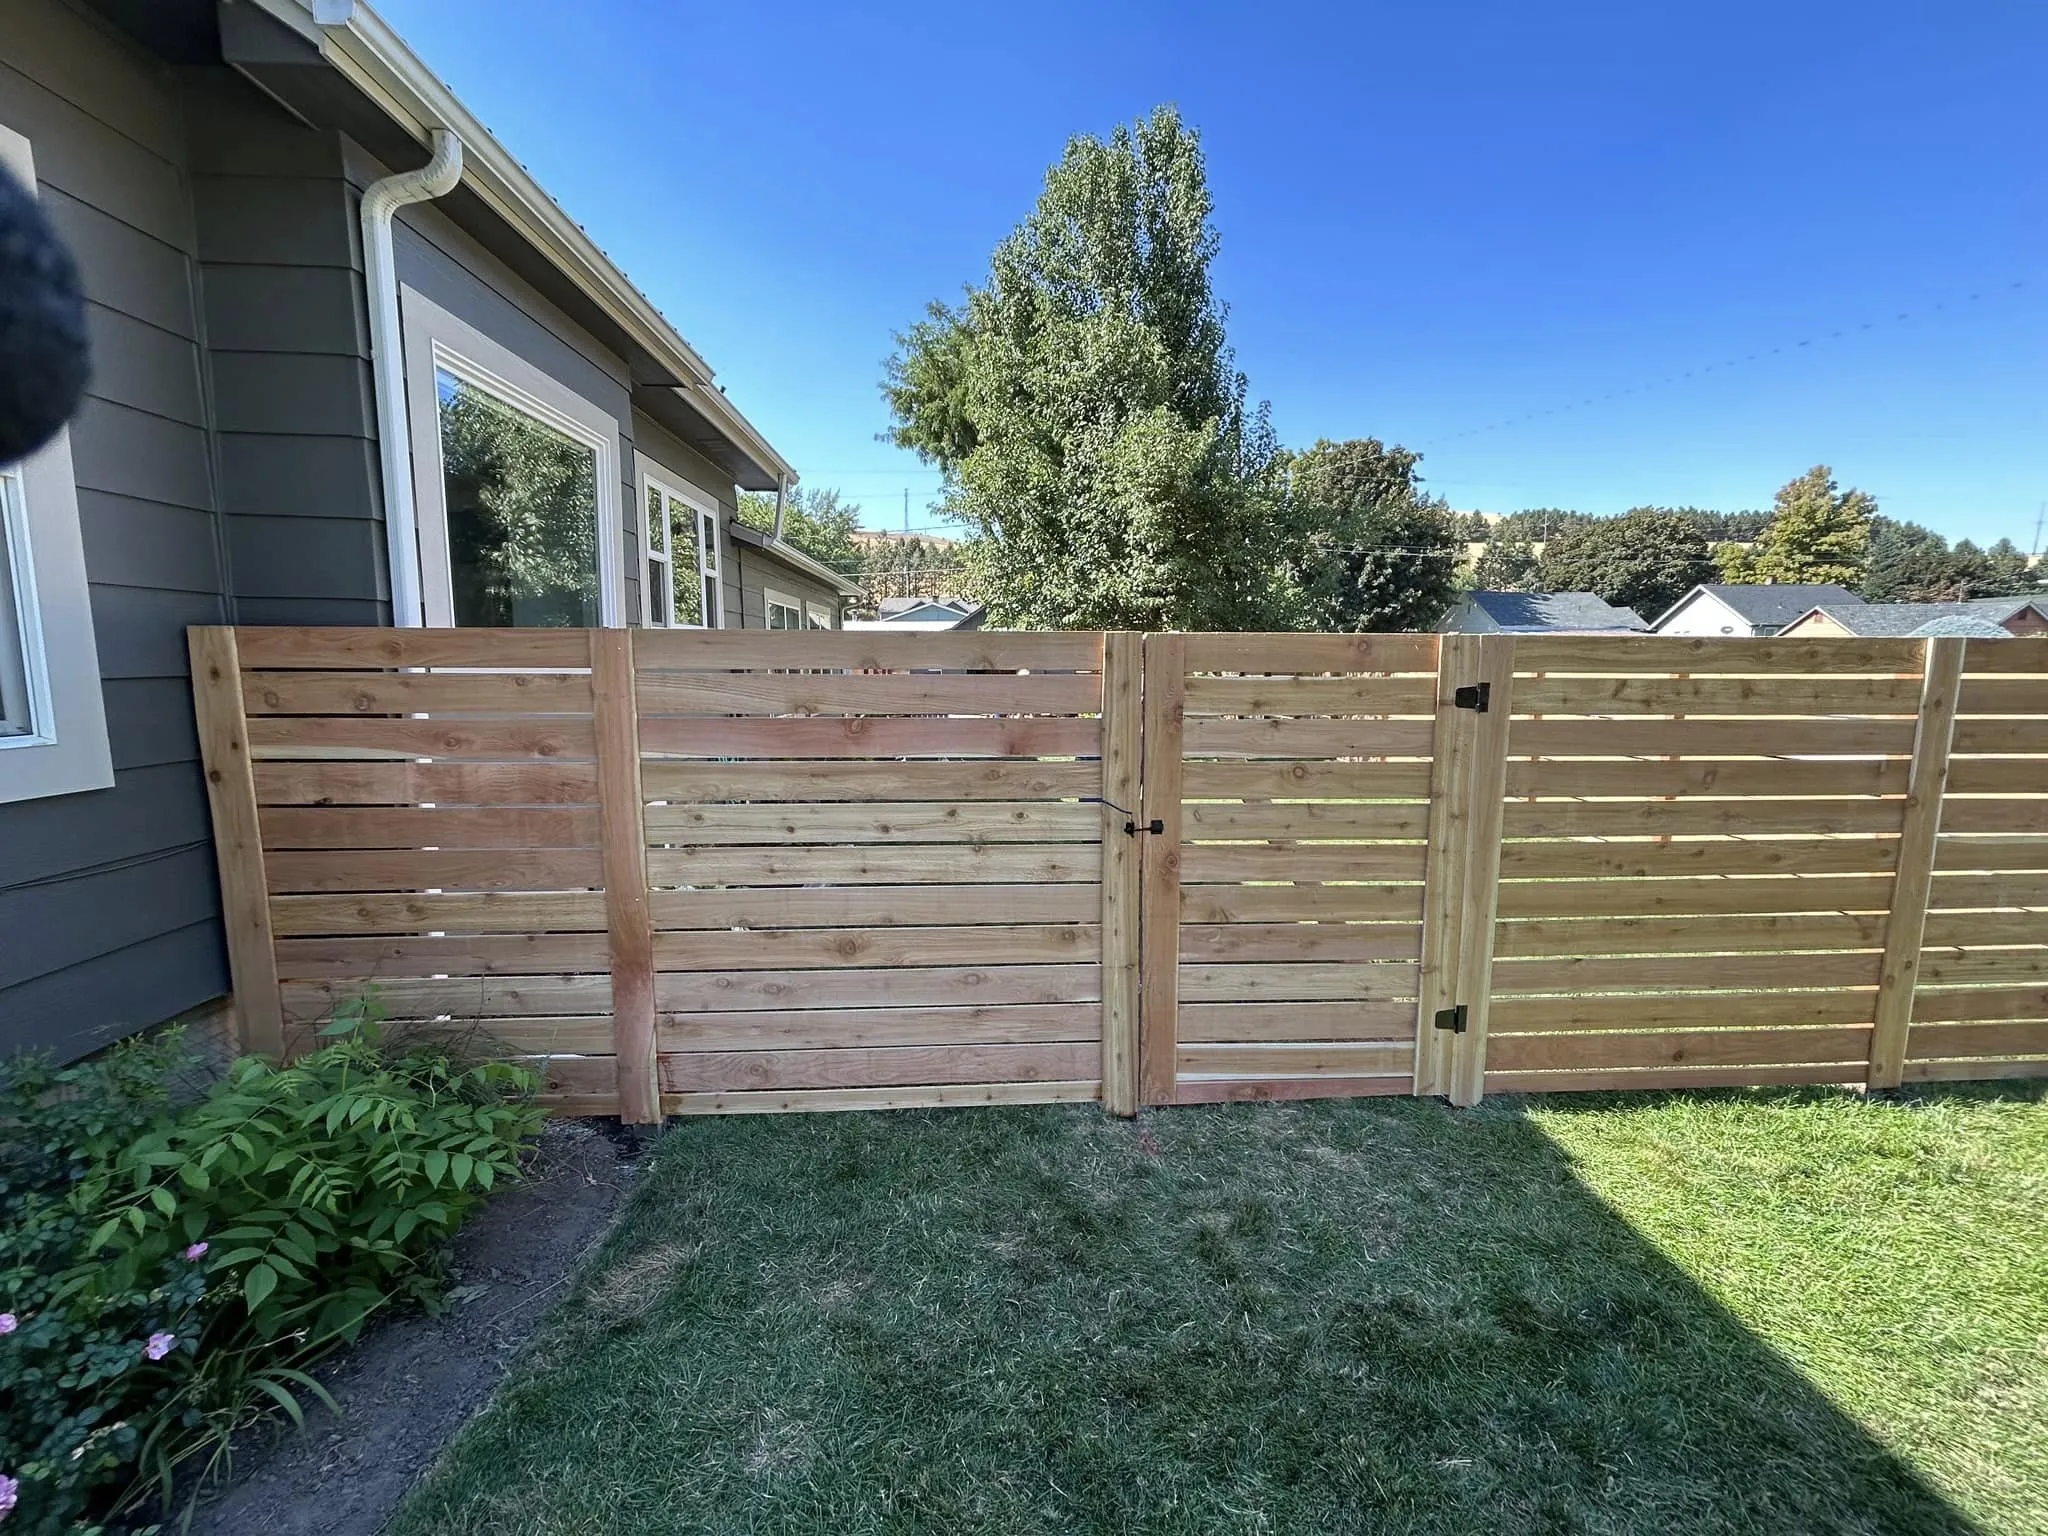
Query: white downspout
772,476,788,542
361,129,463,626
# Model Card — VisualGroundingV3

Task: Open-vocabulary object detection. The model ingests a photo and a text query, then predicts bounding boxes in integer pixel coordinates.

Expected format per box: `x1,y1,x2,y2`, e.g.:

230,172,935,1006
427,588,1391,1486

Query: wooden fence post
1447,635,1517,1108
593,628,660,1124
1137,632,1186,1107
189,626,284,1059
1415,633,1473,1098
1868,635,1964,1090
1099,632,1144,1116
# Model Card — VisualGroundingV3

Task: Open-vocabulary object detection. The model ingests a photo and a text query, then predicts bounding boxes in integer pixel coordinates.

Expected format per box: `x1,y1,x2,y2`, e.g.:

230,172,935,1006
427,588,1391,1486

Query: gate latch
1452,682,1491,713
1086,797,1163,836
1433,1004,1469,1034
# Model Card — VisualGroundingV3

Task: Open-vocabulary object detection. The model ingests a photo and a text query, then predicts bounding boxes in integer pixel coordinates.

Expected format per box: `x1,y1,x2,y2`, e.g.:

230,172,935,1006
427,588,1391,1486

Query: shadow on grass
393,1090,1997,1536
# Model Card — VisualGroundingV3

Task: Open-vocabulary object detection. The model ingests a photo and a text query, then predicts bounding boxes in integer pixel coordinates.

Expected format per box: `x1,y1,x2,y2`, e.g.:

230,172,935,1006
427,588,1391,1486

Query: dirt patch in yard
185,1118,642,1536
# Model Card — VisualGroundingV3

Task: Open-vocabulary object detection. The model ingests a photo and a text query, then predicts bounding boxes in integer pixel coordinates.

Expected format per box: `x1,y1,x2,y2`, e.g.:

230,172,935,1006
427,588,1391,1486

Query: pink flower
0,1314,15,1335
144,1332,175,1361
183,1242,208,1261
0,1471,16,1518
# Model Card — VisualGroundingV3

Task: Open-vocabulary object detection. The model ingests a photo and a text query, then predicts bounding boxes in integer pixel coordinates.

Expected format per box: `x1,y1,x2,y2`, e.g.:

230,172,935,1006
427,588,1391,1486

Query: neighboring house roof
1790,598,2048,636
847,597,988,632
1651,584,1865,631
1909,615,2017,638
1448,591,1648,632
233,0,793,489
724,521,865,598
878,597,981,621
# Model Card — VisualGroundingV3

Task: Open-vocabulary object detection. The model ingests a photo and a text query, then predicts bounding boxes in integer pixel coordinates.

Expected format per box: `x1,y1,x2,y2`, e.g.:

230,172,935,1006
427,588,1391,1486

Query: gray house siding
733,542,843,628
4,0,790,1060
190,72,380,623
0,0,228,1056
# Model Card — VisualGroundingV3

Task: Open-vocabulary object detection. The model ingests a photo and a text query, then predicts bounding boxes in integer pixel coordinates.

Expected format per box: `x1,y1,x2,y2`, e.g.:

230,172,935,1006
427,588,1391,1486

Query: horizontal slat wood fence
192,627,2048,1122
192,626,1133,1122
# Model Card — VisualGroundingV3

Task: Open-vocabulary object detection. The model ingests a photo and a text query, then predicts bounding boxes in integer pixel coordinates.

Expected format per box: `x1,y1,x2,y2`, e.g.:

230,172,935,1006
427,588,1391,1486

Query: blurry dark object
0,161,89,465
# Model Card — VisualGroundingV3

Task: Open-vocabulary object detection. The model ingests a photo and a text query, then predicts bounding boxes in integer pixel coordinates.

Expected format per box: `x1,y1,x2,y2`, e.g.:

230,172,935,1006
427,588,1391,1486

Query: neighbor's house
0,0,853,1059
1778,597,2048,639
844,597,988,633
1649,584,1864,636
1436,591,1647,634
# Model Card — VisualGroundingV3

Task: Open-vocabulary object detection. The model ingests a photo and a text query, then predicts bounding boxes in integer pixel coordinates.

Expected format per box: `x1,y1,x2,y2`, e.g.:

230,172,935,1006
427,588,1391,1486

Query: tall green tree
1472,528,1542,591
1749,466,1875,586
1283,438,1462,631
1715,541,1760,582
1862,519,2039,601
1974,538,2039,598
1537,507,1718,621
736,486,865,577
1863,517,1960,600
882,106,1289,630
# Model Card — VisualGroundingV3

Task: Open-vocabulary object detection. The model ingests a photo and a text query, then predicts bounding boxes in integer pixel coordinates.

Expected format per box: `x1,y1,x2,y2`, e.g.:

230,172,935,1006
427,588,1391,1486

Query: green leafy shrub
0,999,544,1531
0,1032,206,1533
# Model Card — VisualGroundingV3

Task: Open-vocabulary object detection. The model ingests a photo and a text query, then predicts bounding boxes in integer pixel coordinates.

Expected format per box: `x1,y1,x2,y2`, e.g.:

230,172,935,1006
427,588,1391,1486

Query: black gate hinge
1452,682,1490,713
1433,1004,1469,1033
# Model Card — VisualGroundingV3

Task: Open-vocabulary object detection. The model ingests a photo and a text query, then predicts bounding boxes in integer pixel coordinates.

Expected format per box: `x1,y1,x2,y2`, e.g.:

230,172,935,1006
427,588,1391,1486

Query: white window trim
398,285,624,627
634,457,723,629
0,121,112,805
763,586,804,631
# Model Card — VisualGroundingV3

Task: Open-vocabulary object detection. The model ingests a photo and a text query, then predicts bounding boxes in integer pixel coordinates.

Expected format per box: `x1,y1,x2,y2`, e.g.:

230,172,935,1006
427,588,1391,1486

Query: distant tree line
1467,507,1772,546
1861,521,2038,602
1461,467,2037,621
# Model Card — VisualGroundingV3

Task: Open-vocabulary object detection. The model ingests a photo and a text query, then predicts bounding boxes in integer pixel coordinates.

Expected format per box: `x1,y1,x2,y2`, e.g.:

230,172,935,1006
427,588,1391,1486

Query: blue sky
378,0,2046,547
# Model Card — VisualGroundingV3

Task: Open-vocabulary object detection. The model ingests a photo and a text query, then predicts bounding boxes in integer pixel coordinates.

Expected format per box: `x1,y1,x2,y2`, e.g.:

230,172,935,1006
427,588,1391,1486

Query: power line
1425,276,2037,445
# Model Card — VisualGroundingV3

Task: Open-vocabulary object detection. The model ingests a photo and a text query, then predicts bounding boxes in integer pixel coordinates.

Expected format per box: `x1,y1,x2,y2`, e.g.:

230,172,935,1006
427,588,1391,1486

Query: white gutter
266,0,797,489
360,128,462,626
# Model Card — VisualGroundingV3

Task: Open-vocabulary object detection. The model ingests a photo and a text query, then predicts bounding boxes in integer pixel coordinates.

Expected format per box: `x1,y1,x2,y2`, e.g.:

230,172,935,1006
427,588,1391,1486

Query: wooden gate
631,629,1138,1117
1134,631,2048,1106
1137,634,1444,1104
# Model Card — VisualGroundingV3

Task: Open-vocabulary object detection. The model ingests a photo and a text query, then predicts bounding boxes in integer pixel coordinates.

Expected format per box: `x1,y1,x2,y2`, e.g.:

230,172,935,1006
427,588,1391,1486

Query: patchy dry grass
394,1082,2046,1535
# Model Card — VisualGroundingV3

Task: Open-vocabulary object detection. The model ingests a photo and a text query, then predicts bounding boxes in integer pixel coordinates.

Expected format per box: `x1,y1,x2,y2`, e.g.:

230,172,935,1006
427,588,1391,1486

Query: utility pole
2032,501,2044,562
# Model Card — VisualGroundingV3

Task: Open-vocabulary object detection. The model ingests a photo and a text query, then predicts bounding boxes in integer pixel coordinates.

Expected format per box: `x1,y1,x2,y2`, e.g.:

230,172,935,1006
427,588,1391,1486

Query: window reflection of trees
438,373,601,627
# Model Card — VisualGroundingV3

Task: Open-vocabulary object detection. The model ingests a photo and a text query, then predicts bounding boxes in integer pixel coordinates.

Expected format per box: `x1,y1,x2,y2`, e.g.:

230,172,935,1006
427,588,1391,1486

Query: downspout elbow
362,129,463,627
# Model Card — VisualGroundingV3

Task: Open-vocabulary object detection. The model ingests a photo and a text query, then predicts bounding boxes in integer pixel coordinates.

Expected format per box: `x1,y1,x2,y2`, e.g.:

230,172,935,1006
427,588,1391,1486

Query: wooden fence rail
191,627,2048,1122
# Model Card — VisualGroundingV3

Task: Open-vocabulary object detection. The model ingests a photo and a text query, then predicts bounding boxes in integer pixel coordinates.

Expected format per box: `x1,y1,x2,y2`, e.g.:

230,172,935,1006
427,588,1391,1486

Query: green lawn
395,1083,2046,1535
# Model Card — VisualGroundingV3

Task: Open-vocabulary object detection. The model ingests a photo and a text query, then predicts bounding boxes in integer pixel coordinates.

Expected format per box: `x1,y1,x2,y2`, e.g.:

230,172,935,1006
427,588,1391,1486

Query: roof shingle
1462,591,1647,631
1695,584,1866,626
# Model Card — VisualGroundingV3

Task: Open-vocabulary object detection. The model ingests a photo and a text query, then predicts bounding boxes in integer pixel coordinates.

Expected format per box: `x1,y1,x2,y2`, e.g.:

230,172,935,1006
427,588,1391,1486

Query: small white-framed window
637,461,722,628
400,287,624,628
764,588,803,630
804,600,835,631
0,121,112,805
